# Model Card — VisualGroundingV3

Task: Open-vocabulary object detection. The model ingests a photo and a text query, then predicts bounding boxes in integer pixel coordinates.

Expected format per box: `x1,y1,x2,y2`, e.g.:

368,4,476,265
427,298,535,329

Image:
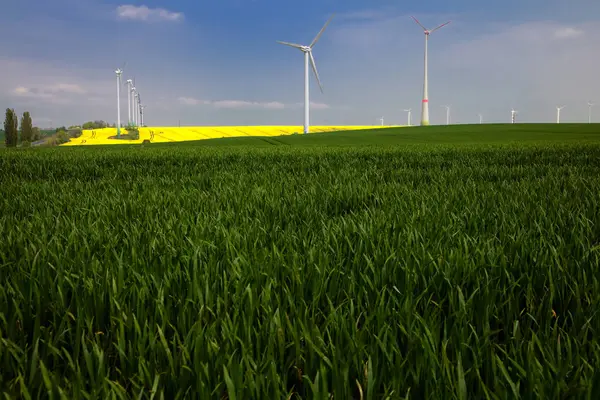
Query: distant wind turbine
478,113,483,124
588,101,594,123
114,64,125,138
412,16,451,126
511,108,518,124
135,92,141,127
441,105,450,125
556,106,565,124
380,116,384,126
277,14,335,134
140,105,146,127
131,84,137,126
126,79,133,125
404,108,412,126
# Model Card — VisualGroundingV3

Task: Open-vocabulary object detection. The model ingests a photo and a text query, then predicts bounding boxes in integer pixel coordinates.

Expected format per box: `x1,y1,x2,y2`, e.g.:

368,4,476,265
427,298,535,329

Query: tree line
3,109,102,147
3,109,45,147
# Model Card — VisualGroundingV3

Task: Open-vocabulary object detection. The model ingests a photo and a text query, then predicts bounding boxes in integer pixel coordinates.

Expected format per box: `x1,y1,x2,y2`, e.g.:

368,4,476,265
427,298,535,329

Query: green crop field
1,124,600,398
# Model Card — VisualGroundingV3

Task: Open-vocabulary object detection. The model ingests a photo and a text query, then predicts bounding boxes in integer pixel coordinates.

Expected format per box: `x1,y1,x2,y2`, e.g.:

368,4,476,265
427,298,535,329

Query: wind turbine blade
309,52,323,93
310,14,335,48
411,16,427,31
276,41,304,49
430,21,451,33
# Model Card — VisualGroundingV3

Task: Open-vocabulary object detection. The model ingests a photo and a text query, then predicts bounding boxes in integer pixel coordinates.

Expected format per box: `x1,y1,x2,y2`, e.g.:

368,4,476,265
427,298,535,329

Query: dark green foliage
128,127,139,140
32,127,41,141
68,128,82,138
3,108,18,147
82,120,108,130
56,130,70,144
20,111,33,144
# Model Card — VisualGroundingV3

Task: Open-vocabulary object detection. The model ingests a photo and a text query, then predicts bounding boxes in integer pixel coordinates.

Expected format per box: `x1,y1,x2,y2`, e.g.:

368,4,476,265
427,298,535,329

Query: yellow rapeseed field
60,126,399,146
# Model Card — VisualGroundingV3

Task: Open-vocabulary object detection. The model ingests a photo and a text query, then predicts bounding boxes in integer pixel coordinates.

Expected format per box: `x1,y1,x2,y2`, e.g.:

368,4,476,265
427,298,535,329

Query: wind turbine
511,108,518,124
478,113,483,124
135,92,141,127
404,108,412,126
556,105,564,123
131,87,136,126
441,105,450,125
277,14,334,134
115,66,124,138
380,116,384,126
412,16,451,126
588,101,594,123
126,79,133,125
140,105,146,127
130,77,138,126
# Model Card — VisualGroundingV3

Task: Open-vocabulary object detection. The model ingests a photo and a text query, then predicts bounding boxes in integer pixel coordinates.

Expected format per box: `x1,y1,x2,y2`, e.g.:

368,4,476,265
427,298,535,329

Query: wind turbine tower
404,109,412,126
126,79,133,125
277,15,334,134
478,114,483,124
131,86,137,126
135,92,141,127
442,105,450,125
380,116,384,126
589,101,594,123
556,106,564,124
115,68,123,138
511,108,518,124
140,105,146,127
412,16,451,126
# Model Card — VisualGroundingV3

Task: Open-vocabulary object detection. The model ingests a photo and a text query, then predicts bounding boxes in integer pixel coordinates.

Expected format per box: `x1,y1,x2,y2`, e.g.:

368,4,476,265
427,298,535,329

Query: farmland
61,125,393,146
1,124,600,398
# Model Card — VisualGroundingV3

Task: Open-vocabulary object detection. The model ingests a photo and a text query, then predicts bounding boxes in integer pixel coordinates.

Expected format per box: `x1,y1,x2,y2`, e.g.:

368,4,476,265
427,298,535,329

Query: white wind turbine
404,108,412,126
135,92,141,127
412,16,451,126
511,108,518,124
441,105,450,125
140,105,146,127
588,101,594,123
478,113,483,124
126,79,133,125
277,14,334,134
114,66,125,138
556,106,564,123
132,88,138,126
380,116,384,126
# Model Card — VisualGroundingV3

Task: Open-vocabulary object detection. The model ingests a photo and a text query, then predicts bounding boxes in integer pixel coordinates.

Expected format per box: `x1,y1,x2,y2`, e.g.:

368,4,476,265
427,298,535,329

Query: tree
20,111,33,143
32,127,41,141
82,120,108,130
4,108,18,147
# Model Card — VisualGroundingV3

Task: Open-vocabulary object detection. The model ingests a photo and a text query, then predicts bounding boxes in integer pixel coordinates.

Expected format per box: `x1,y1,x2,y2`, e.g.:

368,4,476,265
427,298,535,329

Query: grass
1,124,600,398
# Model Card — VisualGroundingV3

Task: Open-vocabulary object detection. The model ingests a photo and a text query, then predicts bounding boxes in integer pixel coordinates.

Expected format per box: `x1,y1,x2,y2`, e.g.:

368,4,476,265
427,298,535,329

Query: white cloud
11,83,86,101
554,27,584,38
116,5,183,22
309,102,330,110
178,96,206,106
178,97,330,111
212,100,286,110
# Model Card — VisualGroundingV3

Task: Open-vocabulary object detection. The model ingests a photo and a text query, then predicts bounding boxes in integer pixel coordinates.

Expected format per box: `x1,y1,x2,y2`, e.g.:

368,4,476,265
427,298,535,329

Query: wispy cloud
213,100,286,110
178,97,308,110
177,97,208,106
294,102,331,110
554,27,584,38
116,5,183,22
11,83,86,102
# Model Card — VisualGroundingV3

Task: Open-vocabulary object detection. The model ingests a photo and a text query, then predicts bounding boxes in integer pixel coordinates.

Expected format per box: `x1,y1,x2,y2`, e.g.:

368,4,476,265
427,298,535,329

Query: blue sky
1,0,599,127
